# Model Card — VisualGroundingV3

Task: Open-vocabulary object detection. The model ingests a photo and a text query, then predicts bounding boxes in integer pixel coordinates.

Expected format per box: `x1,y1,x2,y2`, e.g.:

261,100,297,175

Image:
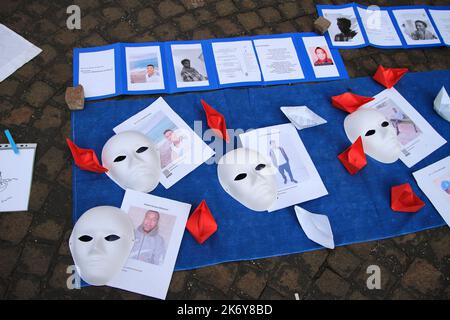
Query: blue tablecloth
72,70,449,270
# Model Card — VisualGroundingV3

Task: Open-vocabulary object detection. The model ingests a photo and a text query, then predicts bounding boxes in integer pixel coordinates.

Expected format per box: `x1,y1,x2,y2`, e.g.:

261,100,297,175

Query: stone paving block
215,18,243,36
33,106,64,130
18,242,54,276
28,181,51,212
258,7,281,23
327,247,361,278
23,81,55,108
297,249,328,278
216,0,238,17
268,263,311,297
279,2,301,19
10,277,41,299
312,269,350,299
3,106,34,126
0,246,22,277
194,263,237,293
31,218,65,242
0,213,33,244
158,0,186,19
401,258,444,295
174,13,198,32
233,267,267,299
237,12,263,31
37,146,66,180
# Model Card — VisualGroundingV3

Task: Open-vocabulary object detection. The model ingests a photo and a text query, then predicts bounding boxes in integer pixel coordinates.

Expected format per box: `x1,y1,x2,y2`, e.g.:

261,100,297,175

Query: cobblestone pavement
0,0,449,300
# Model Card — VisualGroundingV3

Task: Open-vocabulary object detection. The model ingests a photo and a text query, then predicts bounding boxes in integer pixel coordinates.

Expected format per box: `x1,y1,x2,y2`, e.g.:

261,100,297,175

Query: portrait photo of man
269,140,298,185
334,17,358,42
145,64,160,83
180,58,207,82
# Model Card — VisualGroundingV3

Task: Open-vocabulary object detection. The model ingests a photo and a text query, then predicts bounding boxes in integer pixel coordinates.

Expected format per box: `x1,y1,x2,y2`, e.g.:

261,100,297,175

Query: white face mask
69,206,135,286
102,131,161,193
217,148,277,211
344,109,401,163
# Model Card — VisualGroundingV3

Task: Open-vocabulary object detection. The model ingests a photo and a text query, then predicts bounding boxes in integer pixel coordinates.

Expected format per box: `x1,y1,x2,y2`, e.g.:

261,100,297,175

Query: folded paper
373,65,408,89
294,206,334,249
280,106,327,130
201,99,230,143
66,138,108,173
434,86,450,122
391,183,425,213
337,136,367,175
331,92,374,113
186,200,218,244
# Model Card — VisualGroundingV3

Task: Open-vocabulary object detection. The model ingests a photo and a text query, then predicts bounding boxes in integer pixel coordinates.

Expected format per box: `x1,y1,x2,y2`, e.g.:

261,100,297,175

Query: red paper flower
391,183,425,213
337,136,367,175
201,99,230,143
186,200,218,245
66,138,108,173
331,92,374,113
373,65,408,89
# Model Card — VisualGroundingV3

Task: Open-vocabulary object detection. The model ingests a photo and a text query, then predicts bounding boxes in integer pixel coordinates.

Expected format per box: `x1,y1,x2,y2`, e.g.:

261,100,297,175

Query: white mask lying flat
344,109,401,164
217,148,277,211
102,131,161,193
69,206,135,286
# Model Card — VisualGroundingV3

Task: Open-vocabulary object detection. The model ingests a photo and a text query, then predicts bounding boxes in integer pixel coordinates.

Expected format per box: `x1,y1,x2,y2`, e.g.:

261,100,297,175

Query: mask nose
88,237,106,256
127,152,145,169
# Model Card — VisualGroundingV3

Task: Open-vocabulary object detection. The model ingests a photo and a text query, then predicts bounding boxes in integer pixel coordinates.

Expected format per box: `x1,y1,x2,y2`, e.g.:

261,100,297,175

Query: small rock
65,85,84,111
314,16,331,35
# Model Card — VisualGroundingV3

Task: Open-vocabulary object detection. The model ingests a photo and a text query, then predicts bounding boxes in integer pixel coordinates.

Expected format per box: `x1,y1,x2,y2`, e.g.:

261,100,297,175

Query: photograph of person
334,17,358,42
125,46,165,91
171,43,209,88
401,19,437,41
128,206,176,266
392,10,441,46
310,46,334,66
269,140,298,185
376,100,422,146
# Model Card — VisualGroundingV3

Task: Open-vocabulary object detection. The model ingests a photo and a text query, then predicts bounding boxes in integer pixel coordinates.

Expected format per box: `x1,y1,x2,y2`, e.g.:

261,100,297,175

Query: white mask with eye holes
69,206,135,286
344,108,401,164
102,131,161,193
217,148,277,212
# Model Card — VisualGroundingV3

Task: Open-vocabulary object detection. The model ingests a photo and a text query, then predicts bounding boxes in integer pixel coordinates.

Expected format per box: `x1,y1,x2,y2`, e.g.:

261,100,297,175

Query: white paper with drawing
0,144,36,212
113,97,215,188
360,88,446,168
239,123,328,212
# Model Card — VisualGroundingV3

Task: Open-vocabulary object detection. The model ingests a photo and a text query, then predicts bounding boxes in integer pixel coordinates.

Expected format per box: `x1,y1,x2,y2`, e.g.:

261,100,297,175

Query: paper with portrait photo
413,156,450,228
211,40,261,85
170,43,209,88
428,9,450,46
360,88,446,168
125,45,165,91
113,97,215,188
321,6,366,47
392,9,441,46
302,36,339,78
239,123,328,212
107,189,191,300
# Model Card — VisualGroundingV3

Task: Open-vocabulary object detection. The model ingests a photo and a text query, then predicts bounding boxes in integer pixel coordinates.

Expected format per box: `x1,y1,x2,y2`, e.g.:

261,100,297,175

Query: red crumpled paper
331,92,374,113
337,136,367,175
391,183,425,213
201,99,230,143
373,65,408,89
186,200,218,244
66,138,108,173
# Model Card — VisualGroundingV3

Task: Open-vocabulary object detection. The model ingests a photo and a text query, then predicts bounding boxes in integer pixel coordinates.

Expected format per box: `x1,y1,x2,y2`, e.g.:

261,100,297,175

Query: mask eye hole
78,235,93,242
136,146,148,154
104,234,120,242
365,129,376,137
381,121,389,127
255,164,266,171
114,155,126,162
234,173,247,181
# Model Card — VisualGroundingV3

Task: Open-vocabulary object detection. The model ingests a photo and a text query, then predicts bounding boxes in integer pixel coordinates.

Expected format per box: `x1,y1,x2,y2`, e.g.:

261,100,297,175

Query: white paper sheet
361,88,446,168
253,37,304,82
78,49,116,98
280,106,327,130
125,45,165,91
170,43,209,88
294,206,334,249
392,9,441,46
357,7,403,47
302,36,339,78
113,97,215,188
239,123,328,212
321,7,366,47
0,24,41,82
428,9,450,46
0,144,36,212
211,40,261,84
413,156,450,228
108,189,191,300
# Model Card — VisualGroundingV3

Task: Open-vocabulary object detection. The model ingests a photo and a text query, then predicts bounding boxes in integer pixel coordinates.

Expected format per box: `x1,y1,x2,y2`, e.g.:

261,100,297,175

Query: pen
4,130,19,155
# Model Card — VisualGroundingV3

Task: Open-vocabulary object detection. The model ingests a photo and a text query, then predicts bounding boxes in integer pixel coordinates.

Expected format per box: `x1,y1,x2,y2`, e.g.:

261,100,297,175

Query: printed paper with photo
125,45,165,91
321,7,366,47
357,7,403,47
361,88,446,168
392,9,441,46
302,36,339,78
113,97,215,188
240,123,328,212
428,9,450,46
108,189,191,300
170,43,209,88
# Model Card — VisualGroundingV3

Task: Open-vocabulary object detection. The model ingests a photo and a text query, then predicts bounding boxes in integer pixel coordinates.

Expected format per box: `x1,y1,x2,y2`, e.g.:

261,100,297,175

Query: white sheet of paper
0,24,41,82
413,156,450,228
0,144,36,212
113,97,215,188
294,206,334,249
239,123,328,212
108,189,191,300
321,7,366,47
125,45,165,91
360,88,446,168
78,49,116,98
392,9,441,46
280,106,327,130
253,37,304,82
170,43,209,88
428,9,450,46
302,36,339,78
357,7,403,47
211,40,261,85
